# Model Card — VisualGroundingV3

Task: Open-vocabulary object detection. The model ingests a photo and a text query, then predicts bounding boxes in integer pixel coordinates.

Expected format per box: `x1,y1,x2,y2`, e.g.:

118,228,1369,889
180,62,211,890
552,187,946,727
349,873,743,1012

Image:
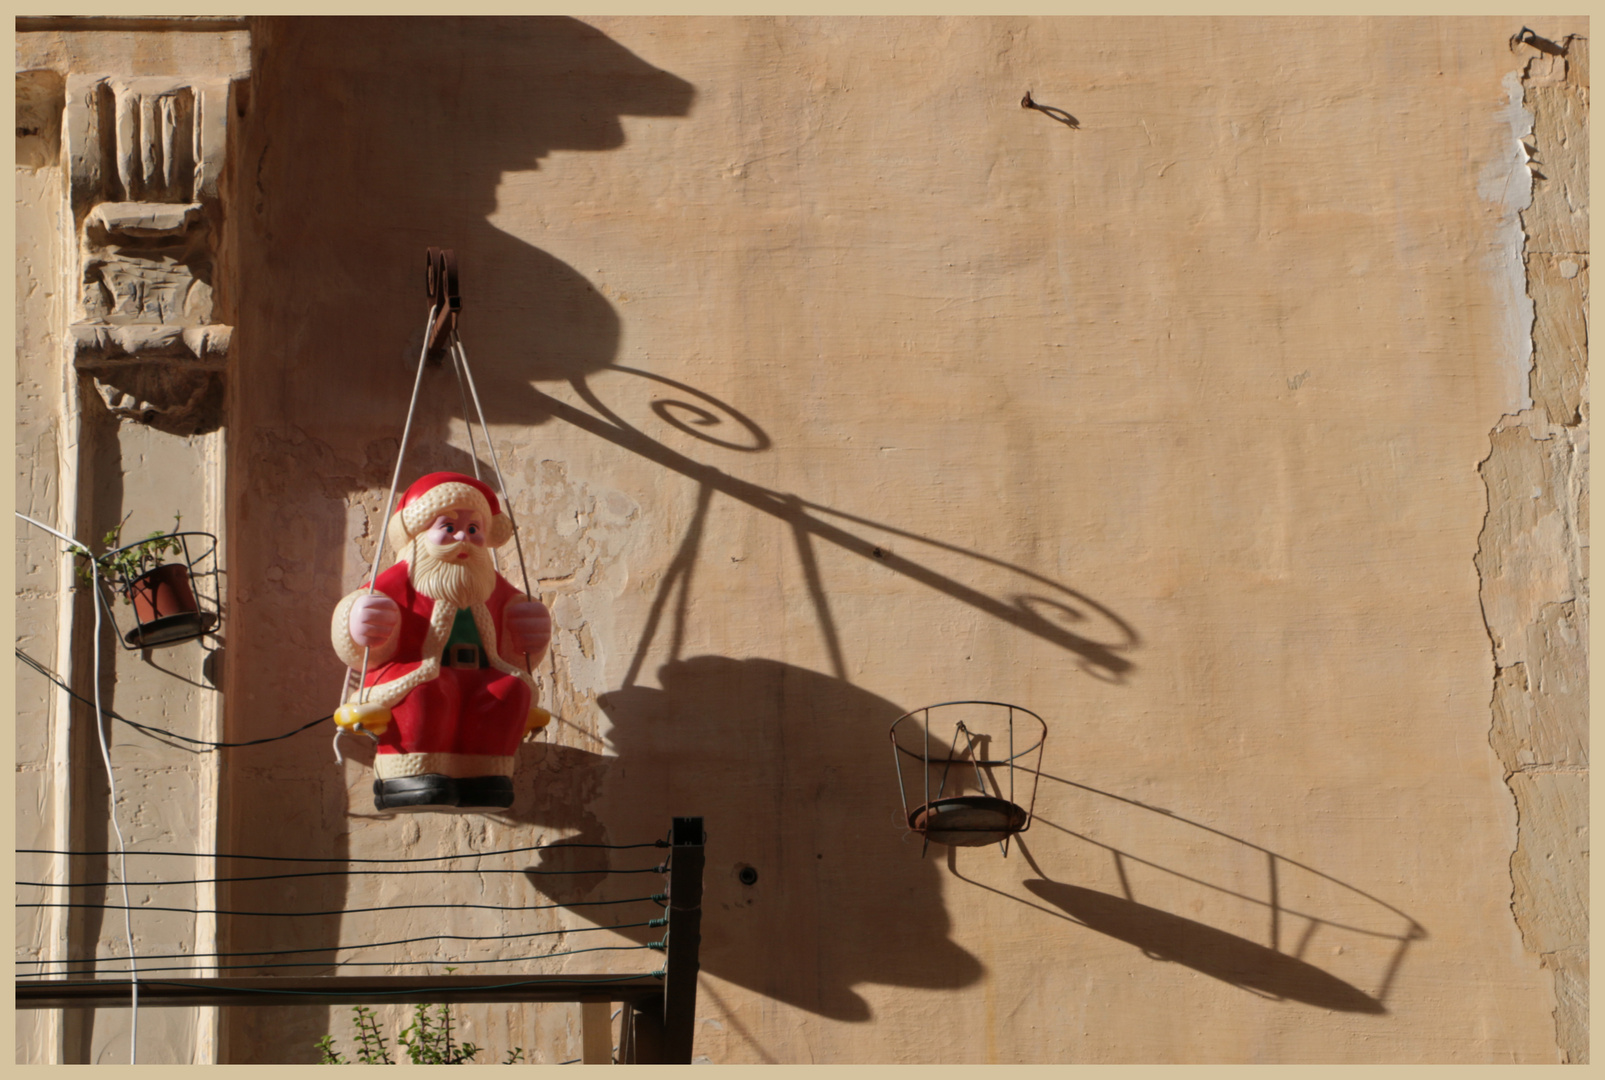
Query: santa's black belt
443,643,488,669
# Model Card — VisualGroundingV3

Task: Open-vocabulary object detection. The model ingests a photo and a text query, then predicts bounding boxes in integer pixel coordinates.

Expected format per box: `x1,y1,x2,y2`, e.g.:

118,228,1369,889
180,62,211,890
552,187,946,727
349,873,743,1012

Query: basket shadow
1021,879,1386,1014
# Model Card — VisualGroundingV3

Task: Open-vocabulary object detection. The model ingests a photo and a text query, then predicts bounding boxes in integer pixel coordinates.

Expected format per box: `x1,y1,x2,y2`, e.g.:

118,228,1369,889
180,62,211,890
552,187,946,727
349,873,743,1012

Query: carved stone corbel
65,75,238,434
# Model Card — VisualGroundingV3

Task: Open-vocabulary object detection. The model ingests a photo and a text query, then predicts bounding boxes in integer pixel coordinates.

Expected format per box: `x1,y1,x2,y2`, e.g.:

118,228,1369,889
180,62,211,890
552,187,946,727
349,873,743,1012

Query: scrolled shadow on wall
534,369,1140,685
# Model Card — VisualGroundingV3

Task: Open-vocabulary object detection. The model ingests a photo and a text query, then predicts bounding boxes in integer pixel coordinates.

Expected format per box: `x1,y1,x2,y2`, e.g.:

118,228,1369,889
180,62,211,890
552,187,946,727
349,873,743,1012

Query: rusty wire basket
889,700,1046,857
92,531,222,650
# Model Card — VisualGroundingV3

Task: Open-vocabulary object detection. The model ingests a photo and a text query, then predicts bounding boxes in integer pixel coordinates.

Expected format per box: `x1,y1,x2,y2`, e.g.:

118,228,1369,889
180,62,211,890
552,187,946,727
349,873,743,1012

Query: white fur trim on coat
345,599,538,711
373,752,516,779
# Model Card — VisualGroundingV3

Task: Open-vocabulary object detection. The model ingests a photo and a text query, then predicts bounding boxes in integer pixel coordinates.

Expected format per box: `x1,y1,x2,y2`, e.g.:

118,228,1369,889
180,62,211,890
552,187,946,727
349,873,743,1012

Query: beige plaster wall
14,15,1587,1065
16,73,69,1065
218,15,1587,1063
15,21,246,1064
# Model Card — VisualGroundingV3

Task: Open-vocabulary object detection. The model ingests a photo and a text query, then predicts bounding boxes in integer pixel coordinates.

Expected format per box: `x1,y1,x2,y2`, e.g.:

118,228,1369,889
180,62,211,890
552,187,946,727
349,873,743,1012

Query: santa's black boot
374,774,458,811
454,775,514,809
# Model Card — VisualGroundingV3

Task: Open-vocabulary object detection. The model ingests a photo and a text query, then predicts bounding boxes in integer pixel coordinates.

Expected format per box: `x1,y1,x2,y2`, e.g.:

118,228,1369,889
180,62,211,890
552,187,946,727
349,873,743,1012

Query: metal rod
1002,706,1017,857
935,722,964,801
16,974,666,1010
961,722,990,798
661,817,705,1064
890,699,1047,767
890,727,911,821
923,708,931,809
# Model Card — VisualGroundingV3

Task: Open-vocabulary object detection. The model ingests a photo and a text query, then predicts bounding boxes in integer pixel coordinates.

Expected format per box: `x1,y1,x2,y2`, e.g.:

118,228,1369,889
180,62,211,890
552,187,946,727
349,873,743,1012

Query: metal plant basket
94,531,222,650
889,700,1046,856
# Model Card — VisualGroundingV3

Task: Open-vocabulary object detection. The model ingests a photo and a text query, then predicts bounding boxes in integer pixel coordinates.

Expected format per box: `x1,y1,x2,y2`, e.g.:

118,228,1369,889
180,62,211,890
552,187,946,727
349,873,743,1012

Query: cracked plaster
1476,29,1590,1066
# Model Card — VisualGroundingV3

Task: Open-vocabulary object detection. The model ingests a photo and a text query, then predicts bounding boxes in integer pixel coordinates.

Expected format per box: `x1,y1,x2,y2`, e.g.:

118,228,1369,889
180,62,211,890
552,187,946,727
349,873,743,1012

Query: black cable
16,648,326,749
15,918,668,967
21,839,667,863
20,894,668,918
20,941,661,977
18,862,666,887
120,973,666,998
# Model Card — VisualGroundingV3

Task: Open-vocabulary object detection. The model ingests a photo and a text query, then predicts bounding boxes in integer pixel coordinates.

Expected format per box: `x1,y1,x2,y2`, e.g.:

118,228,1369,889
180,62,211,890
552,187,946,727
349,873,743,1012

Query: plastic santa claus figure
330,472,552,811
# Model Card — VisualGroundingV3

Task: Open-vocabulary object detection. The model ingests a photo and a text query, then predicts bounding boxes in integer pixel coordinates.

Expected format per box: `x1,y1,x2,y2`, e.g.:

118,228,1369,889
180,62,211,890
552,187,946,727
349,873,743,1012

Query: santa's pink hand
505,599,552,656
349,594,401,648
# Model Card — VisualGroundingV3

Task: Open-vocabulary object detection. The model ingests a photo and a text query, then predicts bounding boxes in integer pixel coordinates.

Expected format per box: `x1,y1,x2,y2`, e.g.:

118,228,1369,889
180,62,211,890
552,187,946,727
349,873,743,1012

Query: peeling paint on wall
1482,70,1537,415
1476,29,1590,1066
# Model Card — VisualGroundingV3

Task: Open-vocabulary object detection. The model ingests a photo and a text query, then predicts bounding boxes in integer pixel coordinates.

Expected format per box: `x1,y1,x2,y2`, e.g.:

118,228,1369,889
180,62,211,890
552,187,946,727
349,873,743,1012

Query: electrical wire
127,973,667,999
21,894,669,918
22,839,665,862
16,918,668,970
16,648,325,749
19,862,667,886
92,556,139,1061
25,941,662,977
16,511,141,1062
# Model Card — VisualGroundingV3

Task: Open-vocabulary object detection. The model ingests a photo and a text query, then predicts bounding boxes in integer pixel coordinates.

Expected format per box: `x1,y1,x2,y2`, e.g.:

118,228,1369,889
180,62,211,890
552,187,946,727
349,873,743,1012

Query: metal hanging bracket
424,246,460,360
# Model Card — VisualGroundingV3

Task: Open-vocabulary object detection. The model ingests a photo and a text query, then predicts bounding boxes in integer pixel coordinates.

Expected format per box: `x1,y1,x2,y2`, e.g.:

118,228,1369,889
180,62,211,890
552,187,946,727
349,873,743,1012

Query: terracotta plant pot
126,563,198,621
123,563,213,647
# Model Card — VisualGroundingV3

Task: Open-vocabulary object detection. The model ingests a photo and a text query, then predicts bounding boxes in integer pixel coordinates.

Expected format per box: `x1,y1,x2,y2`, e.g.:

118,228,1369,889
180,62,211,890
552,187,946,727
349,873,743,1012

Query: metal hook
424,246,461,359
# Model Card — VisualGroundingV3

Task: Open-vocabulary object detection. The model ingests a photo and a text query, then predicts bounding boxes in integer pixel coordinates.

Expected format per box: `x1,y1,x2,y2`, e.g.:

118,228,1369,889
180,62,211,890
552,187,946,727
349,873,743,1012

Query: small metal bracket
424,246,460,359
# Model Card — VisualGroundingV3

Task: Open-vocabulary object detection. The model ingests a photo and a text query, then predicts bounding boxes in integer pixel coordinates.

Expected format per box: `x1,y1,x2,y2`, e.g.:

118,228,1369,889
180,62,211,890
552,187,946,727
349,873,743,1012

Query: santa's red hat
387,471,514,553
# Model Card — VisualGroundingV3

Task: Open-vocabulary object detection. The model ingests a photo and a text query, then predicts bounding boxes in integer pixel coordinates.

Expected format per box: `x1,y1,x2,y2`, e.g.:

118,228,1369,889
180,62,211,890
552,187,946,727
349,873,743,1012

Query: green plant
316,1004,392,1064
316,1001,526,1065
67,513,183,594
399,1001,482,1064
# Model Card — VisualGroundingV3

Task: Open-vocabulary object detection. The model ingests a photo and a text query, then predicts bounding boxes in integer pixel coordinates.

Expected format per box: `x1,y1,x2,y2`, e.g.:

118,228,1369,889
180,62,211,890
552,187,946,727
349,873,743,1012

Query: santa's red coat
357,561,531,760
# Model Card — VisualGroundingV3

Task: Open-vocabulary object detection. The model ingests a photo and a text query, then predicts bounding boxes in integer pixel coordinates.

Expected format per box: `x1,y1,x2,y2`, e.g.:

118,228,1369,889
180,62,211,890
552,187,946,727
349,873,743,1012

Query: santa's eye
467,525,478,535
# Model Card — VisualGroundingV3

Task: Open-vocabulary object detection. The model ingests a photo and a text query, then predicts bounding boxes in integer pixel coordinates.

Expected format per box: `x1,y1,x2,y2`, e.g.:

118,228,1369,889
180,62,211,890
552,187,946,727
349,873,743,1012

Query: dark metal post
623,993,665,1064
660,816,705,1064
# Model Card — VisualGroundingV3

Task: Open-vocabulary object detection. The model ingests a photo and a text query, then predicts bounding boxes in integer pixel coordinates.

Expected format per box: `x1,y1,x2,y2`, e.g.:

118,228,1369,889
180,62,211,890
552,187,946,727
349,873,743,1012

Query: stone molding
65,74,238,431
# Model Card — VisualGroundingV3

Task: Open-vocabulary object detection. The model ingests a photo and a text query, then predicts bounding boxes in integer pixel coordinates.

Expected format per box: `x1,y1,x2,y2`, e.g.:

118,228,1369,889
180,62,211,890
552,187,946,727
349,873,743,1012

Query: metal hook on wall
424,246,460,359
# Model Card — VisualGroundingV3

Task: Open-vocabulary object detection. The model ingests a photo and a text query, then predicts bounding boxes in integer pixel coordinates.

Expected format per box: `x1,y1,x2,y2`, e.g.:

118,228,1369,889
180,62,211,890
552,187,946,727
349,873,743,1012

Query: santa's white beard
409,541,497,608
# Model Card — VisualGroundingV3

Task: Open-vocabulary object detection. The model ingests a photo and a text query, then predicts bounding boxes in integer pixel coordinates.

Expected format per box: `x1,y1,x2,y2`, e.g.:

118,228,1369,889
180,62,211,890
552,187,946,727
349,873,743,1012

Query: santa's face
410,505,497,607
423,509,488,558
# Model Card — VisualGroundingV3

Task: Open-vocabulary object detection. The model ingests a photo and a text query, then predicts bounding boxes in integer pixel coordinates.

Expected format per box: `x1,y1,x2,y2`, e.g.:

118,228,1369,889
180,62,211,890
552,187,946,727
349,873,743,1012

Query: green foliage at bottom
316,1003,525,1065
